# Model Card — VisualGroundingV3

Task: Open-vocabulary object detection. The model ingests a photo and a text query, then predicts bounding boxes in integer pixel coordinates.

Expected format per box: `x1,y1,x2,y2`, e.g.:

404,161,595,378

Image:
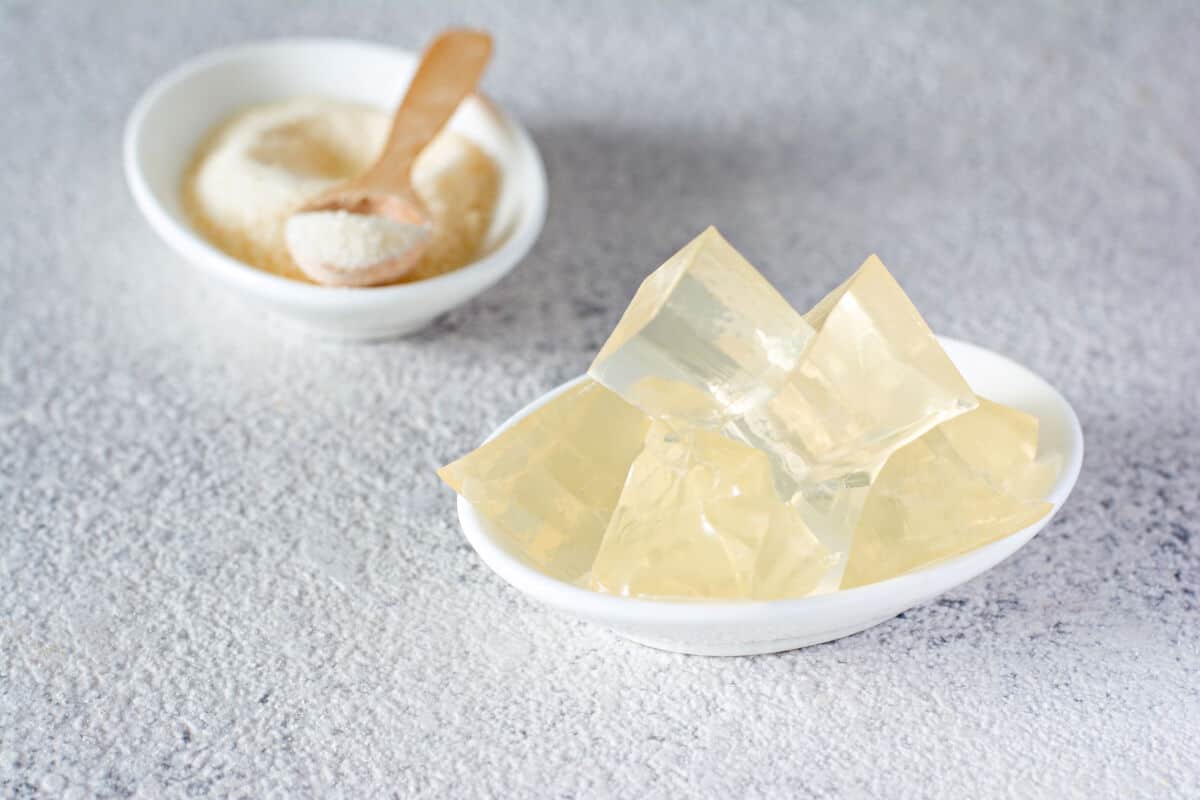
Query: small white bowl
456,337,1084,656
124,38,547,340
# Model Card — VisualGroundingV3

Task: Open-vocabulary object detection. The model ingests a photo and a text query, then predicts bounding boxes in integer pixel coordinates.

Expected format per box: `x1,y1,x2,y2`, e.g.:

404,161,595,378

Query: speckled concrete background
2,1,1198,797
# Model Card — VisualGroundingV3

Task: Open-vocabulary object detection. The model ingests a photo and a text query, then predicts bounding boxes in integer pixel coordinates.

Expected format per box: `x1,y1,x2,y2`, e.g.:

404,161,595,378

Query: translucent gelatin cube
840,398,1055,590
438,380,649,582
591,233,975,485
782,254,979,478
773,255,984,581
589,226,815,427
589,229,977,580
589,422,834,600
938,397,1061,500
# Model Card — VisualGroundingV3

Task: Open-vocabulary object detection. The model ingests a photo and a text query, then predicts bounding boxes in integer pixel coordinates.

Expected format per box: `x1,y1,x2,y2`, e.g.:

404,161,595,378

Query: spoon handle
361,29,493,190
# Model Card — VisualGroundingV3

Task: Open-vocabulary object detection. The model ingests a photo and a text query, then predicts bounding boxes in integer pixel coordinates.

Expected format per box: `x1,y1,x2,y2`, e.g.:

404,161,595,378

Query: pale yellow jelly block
590,226,815,426
590,230,975,480
791,255,978,479
840,398,1055,590
939,397,1061,500
437,380,649,582
589,422,833,600
589,228,976,580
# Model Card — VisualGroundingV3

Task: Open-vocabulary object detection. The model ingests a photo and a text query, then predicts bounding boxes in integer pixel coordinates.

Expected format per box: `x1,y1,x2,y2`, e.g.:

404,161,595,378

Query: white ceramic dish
456,337,1084,656
124,38,547,340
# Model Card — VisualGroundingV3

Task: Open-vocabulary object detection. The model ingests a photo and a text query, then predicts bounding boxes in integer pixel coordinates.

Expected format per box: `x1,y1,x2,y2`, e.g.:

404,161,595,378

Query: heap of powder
182,97,499,285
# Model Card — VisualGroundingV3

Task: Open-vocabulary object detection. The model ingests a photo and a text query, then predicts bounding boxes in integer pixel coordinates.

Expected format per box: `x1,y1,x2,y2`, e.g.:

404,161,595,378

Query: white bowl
124,38,547,340
456,337,1084,656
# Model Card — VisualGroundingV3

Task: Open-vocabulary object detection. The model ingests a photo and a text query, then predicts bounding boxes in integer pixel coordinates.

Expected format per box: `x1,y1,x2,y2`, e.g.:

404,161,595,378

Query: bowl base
612,614,898,656
268,311,440,342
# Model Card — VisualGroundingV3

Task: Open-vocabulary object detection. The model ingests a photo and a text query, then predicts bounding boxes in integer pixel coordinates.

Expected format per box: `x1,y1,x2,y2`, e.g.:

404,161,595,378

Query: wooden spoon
286,29,493,286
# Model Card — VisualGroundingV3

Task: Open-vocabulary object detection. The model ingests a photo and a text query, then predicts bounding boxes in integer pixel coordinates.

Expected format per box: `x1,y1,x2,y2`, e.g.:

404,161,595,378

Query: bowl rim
455,336,1085,625
123,36,548,308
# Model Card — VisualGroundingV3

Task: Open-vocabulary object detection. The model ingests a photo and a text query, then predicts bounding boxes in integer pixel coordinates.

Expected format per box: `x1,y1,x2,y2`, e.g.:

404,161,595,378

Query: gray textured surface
2,1,1199,797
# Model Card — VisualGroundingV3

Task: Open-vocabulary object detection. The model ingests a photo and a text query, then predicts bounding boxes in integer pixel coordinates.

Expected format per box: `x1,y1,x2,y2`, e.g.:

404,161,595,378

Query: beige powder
183,97,499,285
285,210,430,275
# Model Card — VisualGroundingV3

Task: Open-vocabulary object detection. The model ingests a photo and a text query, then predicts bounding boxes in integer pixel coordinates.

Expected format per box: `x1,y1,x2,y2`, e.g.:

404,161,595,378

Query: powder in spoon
182,97,499,285
285,210,430,277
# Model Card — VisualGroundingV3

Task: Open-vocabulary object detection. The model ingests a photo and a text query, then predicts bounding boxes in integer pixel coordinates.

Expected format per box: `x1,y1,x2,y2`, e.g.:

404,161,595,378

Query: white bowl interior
134,39,527,266
456,337,1084,655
